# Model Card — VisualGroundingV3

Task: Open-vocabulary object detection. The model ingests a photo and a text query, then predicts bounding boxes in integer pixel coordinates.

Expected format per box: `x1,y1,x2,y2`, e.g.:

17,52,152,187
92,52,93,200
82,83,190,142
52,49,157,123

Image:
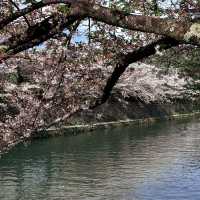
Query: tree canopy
0,1,200,150
1,0,200,59
1,0,200,102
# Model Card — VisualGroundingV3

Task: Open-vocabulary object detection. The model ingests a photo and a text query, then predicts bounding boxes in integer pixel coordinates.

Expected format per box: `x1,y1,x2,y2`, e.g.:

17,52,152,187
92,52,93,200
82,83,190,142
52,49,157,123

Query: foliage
6,72,19,84
0,0,200,151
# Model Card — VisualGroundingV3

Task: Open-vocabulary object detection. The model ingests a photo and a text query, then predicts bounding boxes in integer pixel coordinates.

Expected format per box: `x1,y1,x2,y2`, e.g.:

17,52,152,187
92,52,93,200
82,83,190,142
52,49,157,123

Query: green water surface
1,119,200,200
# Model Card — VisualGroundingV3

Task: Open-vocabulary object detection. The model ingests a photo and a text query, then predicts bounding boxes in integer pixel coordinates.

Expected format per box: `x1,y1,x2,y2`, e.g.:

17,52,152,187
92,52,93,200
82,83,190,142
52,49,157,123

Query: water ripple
1,119,200,199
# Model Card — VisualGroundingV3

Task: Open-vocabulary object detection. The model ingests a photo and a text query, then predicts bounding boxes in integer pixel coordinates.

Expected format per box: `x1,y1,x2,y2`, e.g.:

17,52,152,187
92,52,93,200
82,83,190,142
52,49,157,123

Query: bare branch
86,4,191,42
66,19,81,47
0,0,76,29
0,10,85,62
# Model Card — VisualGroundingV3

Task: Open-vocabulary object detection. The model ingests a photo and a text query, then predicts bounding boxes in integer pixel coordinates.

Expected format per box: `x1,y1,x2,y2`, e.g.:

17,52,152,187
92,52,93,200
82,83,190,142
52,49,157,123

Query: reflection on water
1,119,200,199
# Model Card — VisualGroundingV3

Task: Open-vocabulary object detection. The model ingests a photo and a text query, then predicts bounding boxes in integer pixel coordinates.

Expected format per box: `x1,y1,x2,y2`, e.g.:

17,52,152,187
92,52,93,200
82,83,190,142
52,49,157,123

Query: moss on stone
6,72,19,84
0,45,8,53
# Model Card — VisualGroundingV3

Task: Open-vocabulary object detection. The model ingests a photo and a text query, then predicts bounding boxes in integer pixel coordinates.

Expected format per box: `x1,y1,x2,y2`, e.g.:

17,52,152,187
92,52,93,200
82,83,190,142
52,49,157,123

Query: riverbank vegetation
0,0,200,152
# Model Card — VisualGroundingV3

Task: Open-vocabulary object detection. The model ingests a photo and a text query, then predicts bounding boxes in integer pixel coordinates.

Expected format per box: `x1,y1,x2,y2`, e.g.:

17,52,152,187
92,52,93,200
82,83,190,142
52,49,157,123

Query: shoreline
1,110,200,155
36,111,200,138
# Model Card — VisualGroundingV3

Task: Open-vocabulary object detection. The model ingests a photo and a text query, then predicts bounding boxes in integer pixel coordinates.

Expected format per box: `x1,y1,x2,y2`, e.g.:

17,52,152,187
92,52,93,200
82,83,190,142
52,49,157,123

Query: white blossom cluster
116,63,199,103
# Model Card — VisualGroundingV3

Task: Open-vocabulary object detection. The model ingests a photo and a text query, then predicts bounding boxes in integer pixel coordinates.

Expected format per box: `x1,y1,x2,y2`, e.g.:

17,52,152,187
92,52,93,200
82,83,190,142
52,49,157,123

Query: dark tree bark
0,7,85,62
92,37,180,108
1,0,200,62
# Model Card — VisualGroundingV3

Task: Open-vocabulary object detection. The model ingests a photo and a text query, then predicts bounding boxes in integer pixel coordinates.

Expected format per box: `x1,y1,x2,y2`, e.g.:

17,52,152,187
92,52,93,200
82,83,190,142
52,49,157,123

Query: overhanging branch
0,0,76,30
0,12,85,62
1,0,200,62
92,37,180,108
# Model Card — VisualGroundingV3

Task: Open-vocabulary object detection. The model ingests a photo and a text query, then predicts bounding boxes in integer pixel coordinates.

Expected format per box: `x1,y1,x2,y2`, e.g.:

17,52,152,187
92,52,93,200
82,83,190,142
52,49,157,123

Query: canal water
1,119,200,200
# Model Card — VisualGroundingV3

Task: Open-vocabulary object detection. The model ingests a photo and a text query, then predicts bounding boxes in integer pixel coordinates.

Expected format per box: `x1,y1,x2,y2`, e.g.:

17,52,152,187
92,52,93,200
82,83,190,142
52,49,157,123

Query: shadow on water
1,118,200,200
